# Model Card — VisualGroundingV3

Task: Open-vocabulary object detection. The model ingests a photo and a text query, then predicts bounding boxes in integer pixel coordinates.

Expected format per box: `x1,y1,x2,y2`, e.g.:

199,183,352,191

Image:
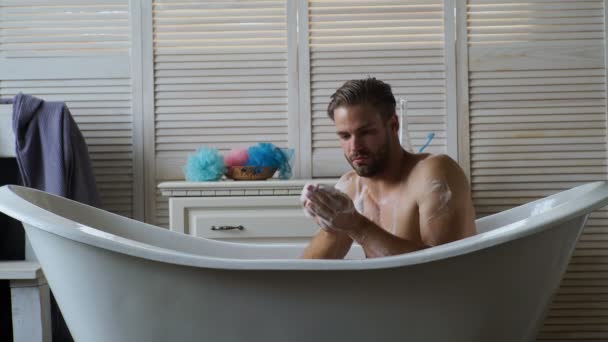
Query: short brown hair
327,77,397,121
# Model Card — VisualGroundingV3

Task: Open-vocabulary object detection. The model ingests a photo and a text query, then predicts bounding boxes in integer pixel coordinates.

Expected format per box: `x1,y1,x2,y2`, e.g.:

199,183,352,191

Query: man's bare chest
359,192,421,240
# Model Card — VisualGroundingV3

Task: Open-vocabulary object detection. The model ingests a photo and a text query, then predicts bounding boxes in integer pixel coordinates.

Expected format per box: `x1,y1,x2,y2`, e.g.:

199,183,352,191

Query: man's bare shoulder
335,170,358,198
413,153,462,178
408,153,469,196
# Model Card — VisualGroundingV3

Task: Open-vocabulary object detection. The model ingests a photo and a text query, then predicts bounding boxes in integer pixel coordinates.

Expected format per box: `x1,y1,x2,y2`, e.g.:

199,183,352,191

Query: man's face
333,104,395,177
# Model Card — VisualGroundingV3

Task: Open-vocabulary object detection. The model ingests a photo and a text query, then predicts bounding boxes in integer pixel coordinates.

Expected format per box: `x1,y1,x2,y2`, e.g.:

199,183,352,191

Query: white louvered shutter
0,0,135,218
307,0,449,177
151,0,289,226
465,1,608,340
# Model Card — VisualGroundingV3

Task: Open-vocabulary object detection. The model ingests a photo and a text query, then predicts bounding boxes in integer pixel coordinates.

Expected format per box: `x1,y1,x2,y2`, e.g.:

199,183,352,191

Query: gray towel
12,93,101,207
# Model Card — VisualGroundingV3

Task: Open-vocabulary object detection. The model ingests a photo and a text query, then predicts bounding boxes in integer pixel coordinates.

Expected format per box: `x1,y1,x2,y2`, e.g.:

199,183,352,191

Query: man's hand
300,183,357,259
301,183,361,233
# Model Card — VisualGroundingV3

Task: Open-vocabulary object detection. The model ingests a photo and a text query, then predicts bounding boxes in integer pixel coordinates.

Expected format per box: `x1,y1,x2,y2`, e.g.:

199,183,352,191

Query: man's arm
417,155,476,246
301,229,353,259
346,215,427,258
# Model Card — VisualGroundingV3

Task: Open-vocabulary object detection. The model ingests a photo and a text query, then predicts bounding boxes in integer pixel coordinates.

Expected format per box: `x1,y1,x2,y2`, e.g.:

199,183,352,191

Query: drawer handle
211,225,245,231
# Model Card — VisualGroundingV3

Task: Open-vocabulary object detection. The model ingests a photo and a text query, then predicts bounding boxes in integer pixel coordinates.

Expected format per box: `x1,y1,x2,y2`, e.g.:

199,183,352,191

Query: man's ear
389,114,399,133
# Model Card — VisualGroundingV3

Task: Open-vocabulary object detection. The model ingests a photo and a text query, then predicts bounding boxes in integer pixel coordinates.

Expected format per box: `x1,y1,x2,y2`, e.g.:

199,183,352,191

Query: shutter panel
0,0,135,218
0,0,129,58
466,1,608,340
151,0,289,226
155,191,169,228
307,0,448,177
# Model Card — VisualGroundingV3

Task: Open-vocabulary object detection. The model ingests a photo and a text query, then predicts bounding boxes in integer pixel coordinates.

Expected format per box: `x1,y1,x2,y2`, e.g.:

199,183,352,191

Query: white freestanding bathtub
0,182,607,342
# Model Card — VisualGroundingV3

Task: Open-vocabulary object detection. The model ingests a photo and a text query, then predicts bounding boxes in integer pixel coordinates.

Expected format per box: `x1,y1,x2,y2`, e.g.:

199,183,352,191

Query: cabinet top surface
158,179,338,193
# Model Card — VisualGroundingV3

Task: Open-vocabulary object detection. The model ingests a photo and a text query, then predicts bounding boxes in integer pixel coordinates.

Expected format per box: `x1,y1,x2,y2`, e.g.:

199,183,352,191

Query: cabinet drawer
176,196,318,240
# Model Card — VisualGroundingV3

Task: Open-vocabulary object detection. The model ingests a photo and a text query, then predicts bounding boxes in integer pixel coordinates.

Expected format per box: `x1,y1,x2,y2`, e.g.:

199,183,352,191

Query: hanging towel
12,93,101,207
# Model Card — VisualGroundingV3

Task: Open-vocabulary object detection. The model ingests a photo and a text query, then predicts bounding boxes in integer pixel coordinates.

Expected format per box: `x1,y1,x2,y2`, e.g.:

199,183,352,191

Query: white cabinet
158,179,336,243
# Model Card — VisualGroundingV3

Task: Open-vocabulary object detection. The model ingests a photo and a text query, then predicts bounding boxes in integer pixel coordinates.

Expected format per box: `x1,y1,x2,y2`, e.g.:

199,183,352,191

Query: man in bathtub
301,78,477,259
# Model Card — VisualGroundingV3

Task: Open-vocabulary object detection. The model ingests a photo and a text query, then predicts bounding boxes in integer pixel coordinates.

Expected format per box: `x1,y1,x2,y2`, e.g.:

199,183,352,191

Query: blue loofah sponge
183,147,226,181
246,142,294,179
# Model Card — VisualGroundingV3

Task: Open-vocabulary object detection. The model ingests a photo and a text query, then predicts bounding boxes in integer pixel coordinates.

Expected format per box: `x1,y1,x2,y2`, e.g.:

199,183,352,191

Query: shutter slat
155,23,284,33
155,75,286,84
156,134,287,143
471,76,605,86
310,13,443,23
468,2,602,13
155,105,286,115
468,9,601,20
311,27,444,37
471,114,605,124
154,1,284,11
156,127,287,136
156,61,286,70
153,9,284,19
155,53,286,62
471,121,603,129
156,83,287,91
1,0,125,4
471,129,605,139
156,140,287,152
311,19,442,30
155,46,285,55
472,159,606,168
311,57,445,67
153,16,285,26
471,84,603,94
468,16,604,26
0,19,125,29
469,23,602,35
472,167,606,176
155,30,286,40
156,112,286,120
155,68,286,77
469,31,604,42
312,35,444,45
155,90,287,99
309,0,438,7
471,137,605,146
470,99,606,109
469,0,599,3
310,42,444,52
475,148,608,158
157,119,287,129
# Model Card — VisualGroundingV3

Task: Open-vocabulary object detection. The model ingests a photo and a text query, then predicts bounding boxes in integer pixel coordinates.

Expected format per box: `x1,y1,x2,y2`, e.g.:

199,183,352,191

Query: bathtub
0,182,607,342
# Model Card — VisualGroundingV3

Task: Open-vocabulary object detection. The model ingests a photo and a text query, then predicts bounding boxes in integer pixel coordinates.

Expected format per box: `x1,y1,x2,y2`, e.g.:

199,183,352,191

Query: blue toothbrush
418,133,435,153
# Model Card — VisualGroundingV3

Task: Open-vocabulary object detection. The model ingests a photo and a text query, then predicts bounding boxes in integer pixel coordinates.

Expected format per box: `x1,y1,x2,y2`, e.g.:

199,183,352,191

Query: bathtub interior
7,185,284,259
4,182,603,260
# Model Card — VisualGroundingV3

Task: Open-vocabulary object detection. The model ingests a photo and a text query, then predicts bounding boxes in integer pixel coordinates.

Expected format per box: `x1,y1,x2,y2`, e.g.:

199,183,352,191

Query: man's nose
350,135,363,152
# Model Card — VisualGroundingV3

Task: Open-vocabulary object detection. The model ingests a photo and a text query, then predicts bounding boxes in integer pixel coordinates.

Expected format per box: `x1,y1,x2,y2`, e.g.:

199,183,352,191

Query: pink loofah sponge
224,147,249,167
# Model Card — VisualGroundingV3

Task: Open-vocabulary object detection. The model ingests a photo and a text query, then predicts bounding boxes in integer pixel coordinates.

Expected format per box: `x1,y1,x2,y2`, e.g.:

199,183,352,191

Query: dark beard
345,135,391,178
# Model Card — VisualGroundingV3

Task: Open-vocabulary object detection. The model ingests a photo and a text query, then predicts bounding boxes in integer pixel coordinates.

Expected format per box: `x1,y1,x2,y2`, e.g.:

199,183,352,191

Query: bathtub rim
0,182,607,271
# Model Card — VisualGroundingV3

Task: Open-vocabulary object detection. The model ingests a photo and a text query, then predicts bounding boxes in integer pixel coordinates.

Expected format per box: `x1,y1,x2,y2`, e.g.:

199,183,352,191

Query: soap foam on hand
300,182,343,230
300,182,318,219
